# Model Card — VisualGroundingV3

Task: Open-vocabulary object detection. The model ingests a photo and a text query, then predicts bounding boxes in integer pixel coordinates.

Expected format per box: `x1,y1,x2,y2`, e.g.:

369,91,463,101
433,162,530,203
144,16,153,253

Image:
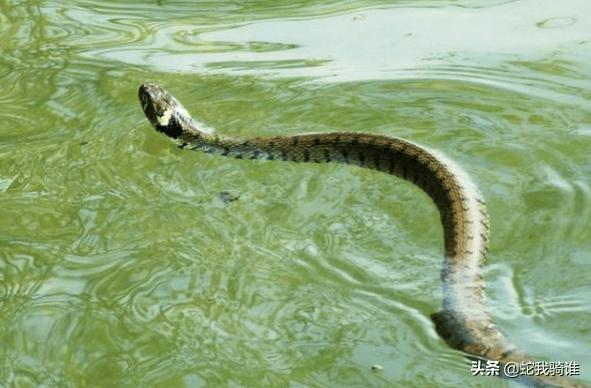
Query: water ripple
1,0,590,385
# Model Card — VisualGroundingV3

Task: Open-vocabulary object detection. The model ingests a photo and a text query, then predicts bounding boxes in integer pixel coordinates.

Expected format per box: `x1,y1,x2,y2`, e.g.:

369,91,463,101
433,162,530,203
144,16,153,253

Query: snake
138,82,586,388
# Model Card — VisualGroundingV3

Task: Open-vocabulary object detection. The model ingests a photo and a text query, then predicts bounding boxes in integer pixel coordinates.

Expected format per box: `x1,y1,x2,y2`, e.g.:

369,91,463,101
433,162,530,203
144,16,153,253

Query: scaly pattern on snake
139,82,586,388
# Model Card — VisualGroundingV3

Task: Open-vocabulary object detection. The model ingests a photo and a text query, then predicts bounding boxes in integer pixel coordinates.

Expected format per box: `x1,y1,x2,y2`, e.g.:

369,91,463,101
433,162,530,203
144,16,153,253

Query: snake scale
139,82,586,388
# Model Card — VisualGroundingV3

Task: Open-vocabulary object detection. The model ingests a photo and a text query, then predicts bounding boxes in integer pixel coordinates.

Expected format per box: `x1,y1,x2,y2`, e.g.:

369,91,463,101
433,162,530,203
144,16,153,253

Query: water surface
1,0,590,386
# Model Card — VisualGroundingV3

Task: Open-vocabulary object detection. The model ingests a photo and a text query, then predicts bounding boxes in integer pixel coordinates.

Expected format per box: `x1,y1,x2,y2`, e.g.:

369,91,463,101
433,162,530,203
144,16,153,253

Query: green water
1,0,590,386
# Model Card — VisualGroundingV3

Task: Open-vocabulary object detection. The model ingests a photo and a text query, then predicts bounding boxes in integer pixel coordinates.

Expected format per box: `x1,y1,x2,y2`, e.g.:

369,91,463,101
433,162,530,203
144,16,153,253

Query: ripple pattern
0,0,590,386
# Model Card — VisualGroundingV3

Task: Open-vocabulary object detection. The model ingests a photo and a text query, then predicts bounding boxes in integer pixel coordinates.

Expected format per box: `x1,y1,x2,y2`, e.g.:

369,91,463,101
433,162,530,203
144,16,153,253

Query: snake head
138,82,192,138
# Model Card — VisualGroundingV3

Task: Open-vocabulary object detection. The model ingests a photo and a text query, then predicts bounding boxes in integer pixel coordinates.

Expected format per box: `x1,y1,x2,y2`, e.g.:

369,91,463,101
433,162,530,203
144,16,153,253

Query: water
1,0,590,386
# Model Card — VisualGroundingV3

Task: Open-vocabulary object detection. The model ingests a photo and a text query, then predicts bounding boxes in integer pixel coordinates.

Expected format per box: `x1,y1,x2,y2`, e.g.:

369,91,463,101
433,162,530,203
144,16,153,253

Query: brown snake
139,82,586,387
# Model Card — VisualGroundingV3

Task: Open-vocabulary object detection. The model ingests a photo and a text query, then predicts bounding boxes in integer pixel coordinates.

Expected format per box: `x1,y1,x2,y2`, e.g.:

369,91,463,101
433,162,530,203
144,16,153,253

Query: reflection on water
0,0,590,386
81,0,591,98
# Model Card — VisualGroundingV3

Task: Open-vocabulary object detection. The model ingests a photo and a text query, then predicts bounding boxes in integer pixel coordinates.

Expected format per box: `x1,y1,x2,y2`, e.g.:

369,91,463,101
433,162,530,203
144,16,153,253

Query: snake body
139,82,586,387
